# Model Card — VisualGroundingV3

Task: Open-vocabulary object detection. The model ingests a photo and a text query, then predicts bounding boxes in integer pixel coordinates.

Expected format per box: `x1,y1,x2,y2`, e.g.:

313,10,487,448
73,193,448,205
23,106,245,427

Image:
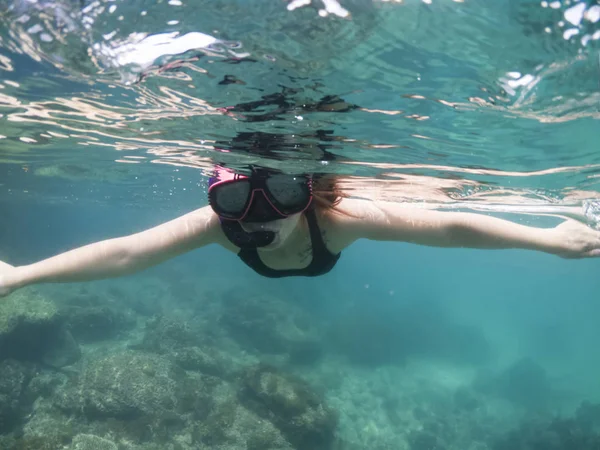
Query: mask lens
213,180,251,216
265,175,311,212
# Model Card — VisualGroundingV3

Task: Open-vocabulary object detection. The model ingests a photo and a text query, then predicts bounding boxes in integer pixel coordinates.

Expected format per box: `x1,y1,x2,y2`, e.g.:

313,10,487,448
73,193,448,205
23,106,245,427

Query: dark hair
312,174,344,210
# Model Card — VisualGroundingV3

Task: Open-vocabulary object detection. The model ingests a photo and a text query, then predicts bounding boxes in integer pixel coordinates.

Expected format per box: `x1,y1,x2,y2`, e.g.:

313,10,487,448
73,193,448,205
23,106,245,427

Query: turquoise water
1,1,600,449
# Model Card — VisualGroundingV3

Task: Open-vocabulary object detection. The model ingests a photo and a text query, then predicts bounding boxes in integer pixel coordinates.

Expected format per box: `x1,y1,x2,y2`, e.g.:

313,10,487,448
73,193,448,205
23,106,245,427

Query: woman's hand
550,220,600,259
0,260,15,298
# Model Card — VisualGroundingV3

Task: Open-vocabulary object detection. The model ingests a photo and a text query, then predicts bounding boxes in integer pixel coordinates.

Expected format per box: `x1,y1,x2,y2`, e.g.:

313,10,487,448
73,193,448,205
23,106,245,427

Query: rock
63,305,135,343
239,363,337,450
0,359,34,433
41,326,81,368
173,346,230,378
493,401,600,450
220,292,323,364
501,358,549,409
139,315,201,354
69,434,117,450
453,387,482,413
0,291,80,368
51,350,225,445
0,291,60,362
18,409,77,450
409,429,447,450
0,435,16,449
576,401,600,433
56,351,187,419
330,298,490,366
193,399,292,449
476,357,551,411
25,370,66,401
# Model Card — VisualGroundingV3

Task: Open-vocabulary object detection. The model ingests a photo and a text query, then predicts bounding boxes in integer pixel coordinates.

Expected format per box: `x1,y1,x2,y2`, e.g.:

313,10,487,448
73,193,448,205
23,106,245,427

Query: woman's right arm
0,206,219,297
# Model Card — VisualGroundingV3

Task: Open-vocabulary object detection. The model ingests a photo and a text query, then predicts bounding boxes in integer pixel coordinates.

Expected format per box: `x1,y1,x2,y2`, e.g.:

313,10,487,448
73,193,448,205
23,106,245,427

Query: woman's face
240,213,302,250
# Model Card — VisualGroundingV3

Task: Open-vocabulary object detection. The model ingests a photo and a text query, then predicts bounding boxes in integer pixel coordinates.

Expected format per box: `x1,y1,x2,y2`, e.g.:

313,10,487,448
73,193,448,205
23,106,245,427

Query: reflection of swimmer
214,130,346,163
219,92,359,122
1,165,600,294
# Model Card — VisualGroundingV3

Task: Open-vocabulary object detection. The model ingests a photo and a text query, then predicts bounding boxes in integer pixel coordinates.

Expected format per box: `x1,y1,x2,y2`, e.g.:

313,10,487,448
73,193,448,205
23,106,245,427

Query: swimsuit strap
304,206,328,258
234,206,340,278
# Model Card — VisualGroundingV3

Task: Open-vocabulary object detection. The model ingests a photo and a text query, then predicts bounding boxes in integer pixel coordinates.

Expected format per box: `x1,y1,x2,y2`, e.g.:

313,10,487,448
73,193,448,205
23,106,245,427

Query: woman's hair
312,173,345,210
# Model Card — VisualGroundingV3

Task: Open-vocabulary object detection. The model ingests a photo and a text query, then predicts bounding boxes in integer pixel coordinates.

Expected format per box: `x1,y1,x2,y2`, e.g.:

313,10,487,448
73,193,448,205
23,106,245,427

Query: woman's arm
0,206,219,296
339,199,600,258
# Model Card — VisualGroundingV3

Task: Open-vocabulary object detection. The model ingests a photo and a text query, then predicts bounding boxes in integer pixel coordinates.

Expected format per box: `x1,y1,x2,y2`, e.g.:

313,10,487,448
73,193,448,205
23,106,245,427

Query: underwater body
0,0,600,448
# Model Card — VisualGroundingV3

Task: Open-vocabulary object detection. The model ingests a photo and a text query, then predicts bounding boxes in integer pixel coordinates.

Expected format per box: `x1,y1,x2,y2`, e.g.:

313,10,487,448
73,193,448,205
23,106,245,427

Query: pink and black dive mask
208,167,313,248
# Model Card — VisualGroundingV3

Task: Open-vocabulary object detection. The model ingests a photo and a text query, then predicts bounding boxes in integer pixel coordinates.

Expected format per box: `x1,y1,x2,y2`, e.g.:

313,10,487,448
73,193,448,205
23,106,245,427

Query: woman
1,166,599,296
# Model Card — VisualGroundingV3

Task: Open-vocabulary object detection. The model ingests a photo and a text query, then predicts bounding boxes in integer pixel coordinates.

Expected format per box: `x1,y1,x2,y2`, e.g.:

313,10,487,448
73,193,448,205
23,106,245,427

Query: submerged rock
139,315,201,353
42,346,248,446
0,291,80,368
0,292,58,360
330,298,491,366
0,436,16,448
408,429,447,450
0,359,34,434
41,326,81,368
173,346,231,378
55,351,190,419
474,357,552,411
239,363,338,450
499,358,550,409
25,370,66,402
493,401,600,450
220,292,323,364
68,434,117,450
19,409,78,450
63,305,135,343
52,350,225,446
193,399,293,449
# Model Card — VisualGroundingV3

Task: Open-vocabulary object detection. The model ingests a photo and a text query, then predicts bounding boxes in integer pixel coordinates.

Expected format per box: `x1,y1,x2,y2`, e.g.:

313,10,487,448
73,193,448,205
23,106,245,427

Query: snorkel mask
208,166,313,248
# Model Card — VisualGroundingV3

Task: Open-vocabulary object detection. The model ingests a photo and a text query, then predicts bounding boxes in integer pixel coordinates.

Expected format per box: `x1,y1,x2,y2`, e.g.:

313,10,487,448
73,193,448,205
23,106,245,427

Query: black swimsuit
236,208,341,278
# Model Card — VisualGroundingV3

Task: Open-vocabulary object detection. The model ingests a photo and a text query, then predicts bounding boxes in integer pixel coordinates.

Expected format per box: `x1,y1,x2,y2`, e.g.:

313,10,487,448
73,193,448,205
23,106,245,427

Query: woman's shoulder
317,198,374,222
188,206,239,251
180,205,231,246
316,198,373,250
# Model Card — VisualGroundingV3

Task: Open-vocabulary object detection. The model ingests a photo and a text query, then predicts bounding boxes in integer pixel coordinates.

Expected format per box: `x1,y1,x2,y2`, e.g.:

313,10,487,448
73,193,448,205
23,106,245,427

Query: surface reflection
0,0,598,214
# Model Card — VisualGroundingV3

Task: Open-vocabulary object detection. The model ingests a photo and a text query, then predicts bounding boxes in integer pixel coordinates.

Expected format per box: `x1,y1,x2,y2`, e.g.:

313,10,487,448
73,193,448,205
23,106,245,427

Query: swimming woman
1,166,599,296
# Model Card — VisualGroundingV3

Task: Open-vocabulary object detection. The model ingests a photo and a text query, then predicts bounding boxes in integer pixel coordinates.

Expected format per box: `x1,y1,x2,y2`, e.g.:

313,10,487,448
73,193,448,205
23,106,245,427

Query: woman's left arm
341,199,600,258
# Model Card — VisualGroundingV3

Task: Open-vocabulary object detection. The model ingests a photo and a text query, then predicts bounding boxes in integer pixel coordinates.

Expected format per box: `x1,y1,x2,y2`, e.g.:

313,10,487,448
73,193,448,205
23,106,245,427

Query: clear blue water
1,1,600,449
